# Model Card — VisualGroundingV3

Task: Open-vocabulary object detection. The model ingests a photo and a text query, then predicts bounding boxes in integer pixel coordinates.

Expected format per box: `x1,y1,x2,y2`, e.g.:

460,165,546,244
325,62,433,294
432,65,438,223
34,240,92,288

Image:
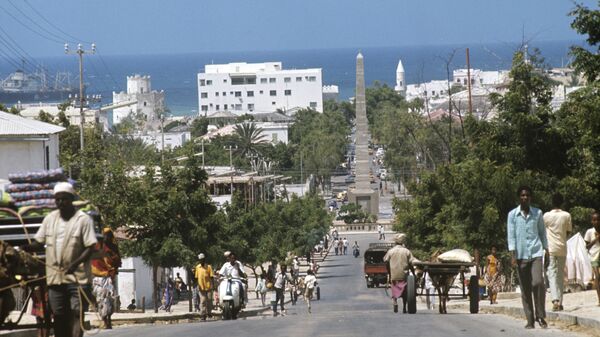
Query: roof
0,111,64,136
207,110,238,119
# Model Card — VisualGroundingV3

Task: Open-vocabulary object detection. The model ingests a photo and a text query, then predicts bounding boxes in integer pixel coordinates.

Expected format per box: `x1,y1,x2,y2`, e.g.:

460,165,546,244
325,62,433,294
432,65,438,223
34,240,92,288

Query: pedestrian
127,299,137,311
383,233,416,313
352,241,360,258
378,224,385,240
174,272,186,300
22,182,97,337
507,186,549,329
543,193,572,312
273,264,292,316
91,227,122,329
293,256,300,281
255,273,267,306
333,238,339,255
342,237,349,255
584,211,600,306
484,246,502,305
304,269,318,313
164,278,175,312
424,272,436,310
194,253,214,320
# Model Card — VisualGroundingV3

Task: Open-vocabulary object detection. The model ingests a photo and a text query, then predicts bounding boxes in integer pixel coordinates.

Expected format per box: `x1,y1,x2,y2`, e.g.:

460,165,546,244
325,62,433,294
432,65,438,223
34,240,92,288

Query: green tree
569,1,600,83
233,122,268,158
190,117,209,137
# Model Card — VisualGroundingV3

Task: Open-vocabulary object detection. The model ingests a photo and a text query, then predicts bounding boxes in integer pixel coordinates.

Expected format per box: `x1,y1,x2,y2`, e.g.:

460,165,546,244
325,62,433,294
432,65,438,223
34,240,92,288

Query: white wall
117,257,158,309
0,135,60,179
137,131,191,151
197,62,323,116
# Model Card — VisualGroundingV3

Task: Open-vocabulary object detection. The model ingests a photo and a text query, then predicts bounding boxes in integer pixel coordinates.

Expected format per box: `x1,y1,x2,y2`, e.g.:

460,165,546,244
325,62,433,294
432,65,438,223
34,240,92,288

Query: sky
0,0,595,57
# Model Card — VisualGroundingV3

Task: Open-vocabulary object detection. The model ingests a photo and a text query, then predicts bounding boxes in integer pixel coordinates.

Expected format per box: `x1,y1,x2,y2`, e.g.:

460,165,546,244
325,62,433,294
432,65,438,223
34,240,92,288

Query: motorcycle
218,276,245,320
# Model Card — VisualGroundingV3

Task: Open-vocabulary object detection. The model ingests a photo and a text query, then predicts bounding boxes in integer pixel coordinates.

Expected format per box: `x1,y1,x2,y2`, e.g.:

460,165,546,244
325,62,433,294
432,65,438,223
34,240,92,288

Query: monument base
347,188,379,216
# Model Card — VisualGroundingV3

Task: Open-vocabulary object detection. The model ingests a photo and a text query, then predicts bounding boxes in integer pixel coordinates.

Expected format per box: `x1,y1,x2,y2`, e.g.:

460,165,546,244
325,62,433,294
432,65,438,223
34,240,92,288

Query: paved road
101,233,584,337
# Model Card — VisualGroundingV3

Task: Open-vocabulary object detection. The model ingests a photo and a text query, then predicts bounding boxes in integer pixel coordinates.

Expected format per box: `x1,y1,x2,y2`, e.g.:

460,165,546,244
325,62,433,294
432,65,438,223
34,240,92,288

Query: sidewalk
1,248,332,335
448,289,600,331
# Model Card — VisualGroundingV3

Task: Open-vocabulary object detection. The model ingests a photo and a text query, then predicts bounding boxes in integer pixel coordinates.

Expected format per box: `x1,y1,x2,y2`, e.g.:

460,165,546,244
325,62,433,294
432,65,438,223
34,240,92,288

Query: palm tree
233,122,268,158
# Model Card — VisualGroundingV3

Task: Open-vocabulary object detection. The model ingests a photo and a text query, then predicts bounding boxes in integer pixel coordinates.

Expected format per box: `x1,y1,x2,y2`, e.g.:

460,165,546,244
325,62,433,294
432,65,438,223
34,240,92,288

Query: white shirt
304,275,317,289
343,239,349,247
584,228,600,260
543,209,572,257
54,217,68,262
274,271,291,289
218,261,245,278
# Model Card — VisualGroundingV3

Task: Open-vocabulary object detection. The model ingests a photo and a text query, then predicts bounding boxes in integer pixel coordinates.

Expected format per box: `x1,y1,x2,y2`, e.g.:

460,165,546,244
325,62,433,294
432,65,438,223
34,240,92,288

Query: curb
449,303,600,330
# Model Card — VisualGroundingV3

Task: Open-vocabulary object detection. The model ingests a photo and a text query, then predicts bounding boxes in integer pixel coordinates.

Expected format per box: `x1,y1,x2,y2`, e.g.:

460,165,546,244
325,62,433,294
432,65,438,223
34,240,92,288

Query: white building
405,80,451,109
394,60,406,95
0,111,64,179
137,130,192,150
117,257,163,309
323,85,339,101
201,122,289,145
453,69,509,88
16,103,97,127
113,75,165,125
197,62,323,116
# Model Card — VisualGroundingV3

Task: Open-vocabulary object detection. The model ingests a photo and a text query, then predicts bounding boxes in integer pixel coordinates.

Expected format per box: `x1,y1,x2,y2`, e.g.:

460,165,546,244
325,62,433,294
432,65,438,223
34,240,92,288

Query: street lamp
65,43,96,151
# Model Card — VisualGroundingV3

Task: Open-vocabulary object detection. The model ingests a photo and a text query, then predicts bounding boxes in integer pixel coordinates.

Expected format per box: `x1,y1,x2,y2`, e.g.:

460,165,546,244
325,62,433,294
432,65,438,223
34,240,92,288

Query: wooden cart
407,261,479,314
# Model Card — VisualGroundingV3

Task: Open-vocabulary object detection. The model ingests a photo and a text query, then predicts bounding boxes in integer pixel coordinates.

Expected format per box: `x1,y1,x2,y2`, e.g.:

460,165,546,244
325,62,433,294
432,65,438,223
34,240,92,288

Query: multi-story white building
113,75,165,125
197,62,323,116
452,69,509,88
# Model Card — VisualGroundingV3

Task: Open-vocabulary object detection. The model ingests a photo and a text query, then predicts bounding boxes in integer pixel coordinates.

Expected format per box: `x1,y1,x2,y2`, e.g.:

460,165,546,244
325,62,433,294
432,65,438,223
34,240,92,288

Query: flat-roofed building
197,62,323,116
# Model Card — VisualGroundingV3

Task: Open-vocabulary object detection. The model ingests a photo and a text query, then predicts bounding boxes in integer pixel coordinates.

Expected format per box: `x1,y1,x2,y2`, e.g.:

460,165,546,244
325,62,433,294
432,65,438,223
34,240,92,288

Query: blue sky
0,0,595,57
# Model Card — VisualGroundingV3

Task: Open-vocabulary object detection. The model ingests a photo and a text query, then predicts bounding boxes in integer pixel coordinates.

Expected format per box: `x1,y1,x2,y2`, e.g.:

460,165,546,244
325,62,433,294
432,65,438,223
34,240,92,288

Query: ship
0,68,80,104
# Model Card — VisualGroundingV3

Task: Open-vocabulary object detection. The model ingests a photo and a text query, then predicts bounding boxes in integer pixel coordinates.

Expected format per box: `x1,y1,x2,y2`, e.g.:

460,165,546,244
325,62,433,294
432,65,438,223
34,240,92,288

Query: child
255,273,267,306
584,211,600,306
304,269,317,313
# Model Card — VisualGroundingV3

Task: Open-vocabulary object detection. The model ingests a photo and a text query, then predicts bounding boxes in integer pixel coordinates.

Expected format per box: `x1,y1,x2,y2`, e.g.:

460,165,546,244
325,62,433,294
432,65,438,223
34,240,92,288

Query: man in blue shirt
507,186,549,329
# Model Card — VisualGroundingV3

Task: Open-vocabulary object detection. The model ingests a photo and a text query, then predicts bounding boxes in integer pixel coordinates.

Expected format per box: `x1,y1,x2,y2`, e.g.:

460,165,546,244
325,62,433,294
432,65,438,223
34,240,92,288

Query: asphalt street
100,233,584,337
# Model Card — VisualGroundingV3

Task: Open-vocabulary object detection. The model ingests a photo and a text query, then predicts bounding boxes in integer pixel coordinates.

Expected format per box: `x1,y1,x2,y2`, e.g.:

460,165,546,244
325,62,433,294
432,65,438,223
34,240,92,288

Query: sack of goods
437,249,474,263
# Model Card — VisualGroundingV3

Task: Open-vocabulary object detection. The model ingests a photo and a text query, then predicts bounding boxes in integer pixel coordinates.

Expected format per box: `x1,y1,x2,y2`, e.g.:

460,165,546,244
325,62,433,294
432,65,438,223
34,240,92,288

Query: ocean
0,40,583,117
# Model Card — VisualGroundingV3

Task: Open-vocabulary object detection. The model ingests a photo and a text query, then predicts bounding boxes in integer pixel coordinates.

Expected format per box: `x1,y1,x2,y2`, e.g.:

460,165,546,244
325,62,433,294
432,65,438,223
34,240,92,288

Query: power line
22,0,91,44
0,3,64,44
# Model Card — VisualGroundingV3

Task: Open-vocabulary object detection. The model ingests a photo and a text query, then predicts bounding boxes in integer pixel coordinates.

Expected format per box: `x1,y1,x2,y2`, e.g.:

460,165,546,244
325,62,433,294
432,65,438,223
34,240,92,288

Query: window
272,102,276,105
209,103,213,107
143,102,147,107
234,104,242,110
223,79,227,83
284,89,291,96
270,90,277,96
284,77,291,83
269,78,276,83
307,76,316,82
206,80,213,85
199,79,206,86
248,103,254,111
310,102,317,108
235,91,242,97
223,92,227,96
247,91,254,97
45,145,50,170
201,105,208,112
260,78,267,84
224,104,228,110
200,92,208,98
216,104,220,110
215,92,219,97
259,90,263,94
296,77,302,82
230,91,234,95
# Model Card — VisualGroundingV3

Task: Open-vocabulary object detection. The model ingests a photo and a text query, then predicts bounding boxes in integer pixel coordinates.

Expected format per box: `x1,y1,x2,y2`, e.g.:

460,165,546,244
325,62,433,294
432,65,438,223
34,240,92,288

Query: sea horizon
0,39,586,116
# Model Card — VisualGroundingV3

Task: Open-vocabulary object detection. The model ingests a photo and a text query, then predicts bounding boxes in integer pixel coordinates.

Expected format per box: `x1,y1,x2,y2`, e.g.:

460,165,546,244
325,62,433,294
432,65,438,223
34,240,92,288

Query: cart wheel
469,275,479,314
407,274,417,314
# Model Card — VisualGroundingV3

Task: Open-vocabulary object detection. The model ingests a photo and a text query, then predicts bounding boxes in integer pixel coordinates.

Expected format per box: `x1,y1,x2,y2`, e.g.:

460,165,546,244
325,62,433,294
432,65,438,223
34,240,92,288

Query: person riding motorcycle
218,251,247,307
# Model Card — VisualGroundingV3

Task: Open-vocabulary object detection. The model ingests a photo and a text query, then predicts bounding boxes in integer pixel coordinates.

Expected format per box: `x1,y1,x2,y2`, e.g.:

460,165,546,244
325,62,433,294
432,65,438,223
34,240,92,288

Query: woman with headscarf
91,227,122,329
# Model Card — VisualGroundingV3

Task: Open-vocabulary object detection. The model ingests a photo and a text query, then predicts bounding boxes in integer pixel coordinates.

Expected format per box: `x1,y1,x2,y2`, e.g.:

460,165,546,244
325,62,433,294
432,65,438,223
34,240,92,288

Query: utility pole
466,48,473,115
201,139,205,169
65,43,96,152
300,150,304,195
